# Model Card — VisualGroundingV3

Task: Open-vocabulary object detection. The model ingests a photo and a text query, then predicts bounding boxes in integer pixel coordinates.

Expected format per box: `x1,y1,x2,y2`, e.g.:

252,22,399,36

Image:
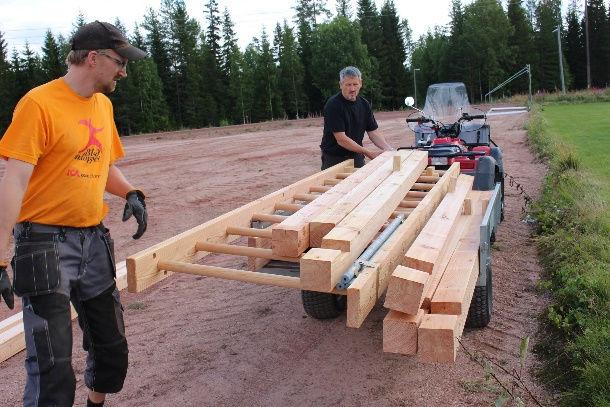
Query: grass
525,100,610,406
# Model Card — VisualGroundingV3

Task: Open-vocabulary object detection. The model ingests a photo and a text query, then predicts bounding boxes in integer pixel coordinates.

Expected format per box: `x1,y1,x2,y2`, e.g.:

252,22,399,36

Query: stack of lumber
118,153,488,364
382,181,492,363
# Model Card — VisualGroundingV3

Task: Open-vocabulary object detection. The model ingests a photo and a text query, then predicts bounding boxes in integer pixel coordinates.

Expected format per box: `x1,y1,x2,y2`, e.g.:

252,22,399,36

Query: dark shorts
12,222,128,406
321,151,365,170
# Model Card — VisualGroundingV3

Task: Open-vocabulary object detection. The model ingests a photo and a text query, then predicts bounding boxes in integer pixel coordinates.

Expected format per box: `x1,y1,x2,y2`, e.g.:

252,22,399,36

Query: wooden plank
0,325,24,364
158,260,301,289
309,150,415,248
321,151,428,252
346,266,379,328
368,163,461,295
127,160,353,293
431,214,482,315
271,152,396,258
417,314,459,363
404,174,474,274
418,214,471,309
383,266,429,315
383,309,426,355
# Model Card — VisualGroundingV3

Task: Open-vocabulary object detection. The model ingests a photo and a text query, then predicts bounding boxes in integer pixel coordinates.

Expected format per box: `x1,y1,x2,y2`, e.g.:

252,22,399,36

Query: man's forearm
0,159,33,261
334,132,374,158
105,165,135,198
368,130,393,151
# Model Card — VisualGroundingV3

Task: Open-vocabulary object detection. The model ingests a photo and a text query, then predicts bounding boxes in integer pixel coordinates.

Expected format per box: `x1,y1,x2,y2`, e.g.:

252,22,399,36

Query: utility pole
584,0,591,88
413,68,420,107
553,26,566,93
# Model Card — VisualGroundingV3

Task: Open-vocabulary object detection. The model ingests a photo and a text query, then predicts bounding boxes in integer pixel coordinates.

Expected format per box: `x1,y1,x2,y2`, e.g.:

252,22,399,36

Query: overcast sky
2,0,455,54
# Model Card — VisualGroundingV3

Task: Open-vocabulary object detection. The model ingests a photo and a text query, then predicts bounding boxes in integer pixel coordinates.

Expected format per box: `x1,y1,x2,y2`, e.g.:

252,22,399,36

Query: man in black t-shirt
320,66,394,170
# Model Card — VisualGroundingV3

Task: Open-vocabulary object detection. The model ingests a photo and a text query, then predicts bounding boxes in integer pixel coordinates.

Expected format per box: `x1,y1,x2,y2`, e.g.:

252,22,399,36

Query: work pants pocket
11,233,61,297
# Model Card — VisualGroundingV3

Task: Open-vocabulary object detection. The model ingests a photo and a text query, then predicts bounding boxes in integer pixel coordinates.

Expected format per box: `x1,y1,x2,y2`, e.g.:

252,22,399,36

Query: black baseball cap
71,21,146,61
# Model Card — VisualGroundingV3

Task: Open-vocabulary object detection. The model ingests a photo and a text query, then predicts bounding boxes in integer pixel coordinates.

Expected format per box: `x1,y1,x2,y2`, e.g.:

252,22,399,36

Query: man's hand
0,264,14,310
122,190,147,239
364,149,382,160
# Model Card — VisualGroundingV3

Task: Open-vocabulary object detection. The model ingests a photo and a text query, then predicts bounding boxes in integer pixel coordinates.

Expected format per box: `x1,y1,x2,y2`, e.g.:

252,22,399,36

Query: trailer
125,151,502,363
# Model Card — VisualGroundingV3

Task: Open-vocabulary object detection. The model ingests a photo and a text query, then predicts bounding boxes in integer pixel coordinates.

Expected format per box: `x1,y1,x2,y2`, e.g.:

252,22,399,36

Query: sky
1,0,454,54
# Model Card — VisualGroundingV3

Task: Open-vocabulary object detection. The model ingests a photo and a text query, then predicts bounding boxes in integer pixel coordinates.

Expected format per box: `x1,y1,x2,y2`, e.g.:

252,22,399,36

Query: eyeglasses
97,51,127,69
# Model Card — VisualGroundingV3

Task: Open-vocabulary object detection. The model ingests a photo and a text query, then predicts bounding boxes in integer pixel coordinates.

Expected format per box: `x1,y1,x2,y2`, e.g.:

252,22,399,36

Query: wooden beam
158,260,301,289
383,309,426,355
346,266,379,328
293,193,318,202
309,150,415,248
321,151,428,253
431,214,482,315
417,314,459,363
406,191,428,199
226,226,272,239
126,160,353,293
299,248,353,292
369,163,461,296
271,152,396,258
383,266,429,315
195,241,299,262
404,174,474,274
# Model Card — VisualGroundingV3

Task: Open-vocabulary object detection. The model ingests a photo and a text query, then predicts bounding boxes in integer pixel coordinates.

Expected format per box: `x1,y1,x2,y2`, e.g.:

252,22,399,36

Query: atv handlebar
406,117,434,124
460,113,486,121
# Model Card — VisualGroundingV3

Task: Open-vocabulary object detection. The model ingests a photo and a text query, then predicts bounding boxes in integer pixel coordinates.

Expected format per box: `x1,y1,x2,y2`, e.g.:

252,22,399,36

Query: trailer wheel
301,290,346,319
466,264,493,328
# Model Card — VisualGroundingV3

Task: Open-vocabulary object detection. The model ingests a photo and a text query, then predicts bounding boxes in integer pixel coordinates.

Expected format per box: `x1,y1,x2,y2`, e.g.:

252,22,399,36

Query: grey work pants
12,222,128,407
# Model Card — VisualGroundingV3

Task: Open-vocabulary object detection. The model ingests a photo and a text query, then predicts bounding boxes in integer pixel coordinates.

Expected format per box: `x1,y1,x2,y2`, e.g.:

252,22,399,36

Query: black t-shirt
320,92,379,157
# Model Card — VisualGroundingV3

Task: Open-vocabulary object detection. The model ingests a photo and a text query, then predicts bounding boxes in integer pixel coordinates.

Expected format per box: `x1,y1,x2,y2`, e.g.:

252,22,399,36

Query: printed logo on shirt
66,167,101,179
74,119,103,164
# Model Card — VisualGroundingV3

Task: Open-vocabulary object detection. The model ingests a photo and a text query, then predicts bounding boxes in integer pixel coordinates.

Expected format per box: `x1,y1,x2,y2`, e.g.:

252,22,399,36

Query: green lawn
542,102,610,212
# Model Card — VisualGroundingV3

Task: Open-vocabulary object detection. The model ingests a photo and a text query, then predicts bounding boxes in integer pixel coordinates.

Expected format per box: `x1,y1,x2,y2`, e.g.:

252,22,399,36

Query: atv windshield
408,82,484,133
423,82,471,123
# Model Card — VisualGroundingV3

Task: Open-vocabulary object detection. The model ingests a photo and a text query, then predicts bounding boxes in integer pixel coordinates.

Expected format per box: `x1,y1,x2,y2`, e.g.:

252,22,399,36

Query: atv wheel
301,290,346,319
465,264,493,328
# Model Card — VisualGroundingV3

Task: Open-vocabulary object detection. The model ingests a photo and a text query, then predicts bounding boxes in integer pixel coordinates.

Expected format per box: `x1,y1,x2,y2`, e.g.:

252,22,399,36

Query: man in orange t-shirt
0,21,147,407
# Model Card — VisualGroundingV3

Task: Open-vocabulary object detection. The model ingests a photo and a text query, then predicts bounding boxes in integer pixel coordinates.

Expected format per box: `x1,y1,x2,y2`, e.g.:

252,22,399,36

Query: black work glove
122,190,147,239
0,264,14,310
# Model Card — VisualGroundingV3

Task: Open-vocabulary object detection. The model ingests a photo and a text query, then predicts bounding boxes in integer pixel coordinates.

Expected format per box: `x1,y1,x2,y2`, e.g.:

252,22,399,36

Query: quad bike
401,82,504,223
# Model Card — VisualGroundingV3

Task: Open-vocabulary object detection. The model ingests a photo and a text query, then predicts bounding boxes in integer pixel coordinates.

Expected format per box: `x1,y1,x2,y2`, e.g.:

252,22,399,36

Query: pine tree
565,0,586,89
534,0,563,91
142,7,174,127
586,0,609,87
41,30,64,81
356,0,383,106
221,8,245,124
378,0,407,110
0,31,15,135
336,0,352,19
204,0,225,121
277,21,306,119
507,0,536,92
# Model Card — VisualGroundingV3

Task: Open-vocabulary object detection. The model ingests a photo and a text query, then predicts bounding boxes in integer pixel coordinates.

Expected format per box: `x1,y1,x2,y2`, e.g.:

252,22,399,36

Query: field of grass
542,103,610,216
526,101,610,406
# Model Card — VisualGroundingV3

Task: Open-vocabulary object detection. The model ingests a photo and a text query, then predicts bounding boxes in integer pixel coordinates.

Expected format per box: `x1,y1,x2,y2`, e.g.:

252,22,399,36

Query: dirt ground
0,110,554,406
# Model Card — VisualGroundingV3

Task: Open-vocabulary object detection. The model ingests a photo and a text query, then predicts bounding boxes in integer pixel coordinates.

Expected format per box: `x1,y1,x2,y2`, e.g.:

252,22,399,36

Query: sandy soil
0,111,554,406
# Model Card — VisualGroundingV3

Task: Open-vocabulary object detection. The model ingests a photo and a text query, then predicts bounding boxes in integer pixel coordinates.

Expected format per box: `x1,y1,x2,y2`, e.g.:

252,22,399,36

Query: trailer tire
466,264,493,328
301,290,346,319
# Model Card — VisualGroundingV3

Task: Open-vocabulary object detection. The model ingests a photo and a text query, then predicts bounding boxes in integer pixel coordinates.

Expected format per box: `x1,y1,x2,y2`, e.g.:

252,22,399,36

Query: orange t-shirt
0,78,125,227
